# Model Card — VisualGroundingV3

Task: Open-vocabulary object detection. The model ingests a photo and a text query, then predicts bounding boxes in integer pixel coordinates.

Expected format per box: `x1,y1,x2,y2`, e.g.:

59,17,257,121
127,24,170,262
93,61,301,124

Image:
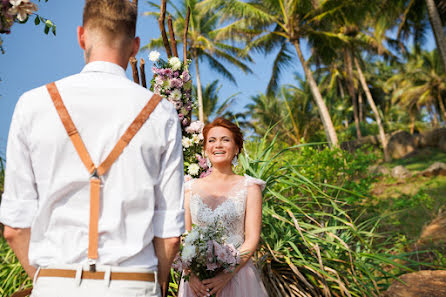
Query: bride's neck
209,164,234,179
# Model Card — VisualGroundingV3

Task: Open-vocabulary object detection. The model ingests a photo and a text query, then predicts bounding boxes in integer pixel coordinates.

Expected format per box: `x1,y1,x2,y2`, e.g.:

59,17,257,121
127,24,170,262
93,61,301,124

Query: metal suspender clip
90,168,99,179
88,258,97,272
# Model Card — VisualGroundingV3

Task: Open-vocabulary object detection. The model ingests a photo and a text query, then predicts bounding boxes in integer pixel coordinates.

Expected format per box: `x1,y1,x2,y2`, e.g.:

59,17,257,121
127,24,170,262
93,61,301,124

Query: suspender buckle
90,168,99,179
88,258,97,272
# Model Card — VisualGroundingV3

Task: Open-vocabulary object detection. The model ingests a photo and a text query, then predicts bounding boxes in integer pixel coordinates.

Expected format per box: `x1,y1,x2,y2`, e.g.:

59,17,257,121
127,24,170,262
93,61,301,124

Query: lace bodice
185,175,265,248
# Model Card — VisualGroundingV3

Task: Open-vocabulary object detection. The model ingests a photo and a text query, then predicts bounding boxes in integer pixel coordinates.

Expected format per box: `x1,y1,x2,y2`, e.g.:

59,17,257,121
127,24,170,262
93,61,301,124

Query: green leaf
52,25,56,36
34,16,40,25
44,25,50,35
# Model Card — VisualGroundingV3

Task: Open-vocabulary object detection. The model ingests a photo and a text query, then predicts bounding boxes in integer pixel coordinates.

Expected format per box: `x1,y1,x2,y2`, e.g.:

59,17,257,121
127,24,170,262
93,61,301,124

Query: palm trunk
358,92,364,122
345,48,361,138
438,93,446,122
410,111,416,134
194,54,205,123
426,0,446,72
294,40,338,147
354,57,390,161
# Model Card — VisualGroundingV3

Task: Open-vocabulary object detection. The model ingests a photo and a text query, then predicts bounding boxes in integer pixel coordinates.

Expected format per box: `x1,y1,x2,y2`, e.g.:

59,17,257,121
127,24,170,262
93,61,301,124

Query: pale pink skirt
178,260,268,297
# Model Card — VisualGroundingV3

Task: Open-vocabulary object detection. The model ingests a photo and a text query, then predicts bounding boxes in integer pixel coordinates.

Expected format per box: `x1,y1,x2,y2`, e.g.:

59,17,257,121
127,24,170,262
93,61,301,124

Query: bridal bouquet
174,221,241,281
149,51,211,178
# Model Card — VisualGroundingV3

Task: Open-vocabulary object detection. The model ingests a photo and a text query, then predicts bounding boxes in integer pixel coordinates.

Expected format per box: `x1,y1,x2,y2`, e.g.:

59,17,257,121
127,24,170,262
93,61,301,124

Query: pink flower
170,78,183,88
182,71,190,82
200,168,212,178
182,118,189,126
196,154,208,169
178,113,184,120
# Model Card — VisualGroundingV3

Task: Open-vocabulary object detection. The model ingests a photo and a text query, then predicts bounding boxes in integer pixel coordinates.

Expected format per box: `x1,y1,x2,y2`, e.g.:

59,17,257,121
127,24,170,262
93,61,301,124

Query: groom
0,1,184,296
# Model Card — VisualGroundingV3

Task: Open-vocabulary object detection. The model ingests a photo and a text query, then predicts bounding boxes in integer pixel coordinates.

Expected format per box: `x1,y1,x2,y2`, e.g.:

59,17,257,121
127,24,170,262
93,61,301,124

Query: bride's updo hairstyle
203,117,244,155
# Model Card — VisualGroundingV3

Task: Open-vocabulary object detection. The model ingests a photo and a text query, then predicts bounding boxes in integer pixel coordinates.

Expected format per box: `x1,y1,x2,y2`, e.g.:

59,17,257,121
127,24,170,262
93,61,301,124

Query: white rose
168,57,182,71
182,137,192,148
168,89,182,101
181,245,196,262
149,50,161,62
186,121,204,134
188,163,200,176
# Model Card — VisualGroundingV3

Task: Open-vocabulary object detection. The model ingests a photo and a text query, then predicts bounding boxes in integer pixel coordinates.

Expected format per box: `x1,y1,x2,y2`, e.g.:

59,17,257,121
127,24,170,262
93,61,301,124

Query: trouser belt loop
153,271,158,294
104,266,111,287
33,267,41,284
75,265,83,286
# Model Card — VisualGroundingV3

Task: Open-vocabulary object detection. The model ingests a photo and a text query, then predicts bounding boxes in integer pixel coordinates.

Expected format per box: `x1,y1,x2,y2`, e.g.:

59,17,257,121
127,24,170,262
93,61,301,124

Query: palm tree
246,77,321,145
201,0,342,147
426,0,446,72
143,0,253,122
388,48,446,130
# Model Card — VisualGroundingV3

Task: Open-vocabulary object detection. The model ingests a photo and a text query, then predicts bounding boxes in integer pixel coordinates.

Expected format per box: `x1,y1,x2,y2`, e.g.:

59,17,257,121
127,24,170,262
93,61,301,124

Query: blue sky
0,0,303,158
0,1,436,158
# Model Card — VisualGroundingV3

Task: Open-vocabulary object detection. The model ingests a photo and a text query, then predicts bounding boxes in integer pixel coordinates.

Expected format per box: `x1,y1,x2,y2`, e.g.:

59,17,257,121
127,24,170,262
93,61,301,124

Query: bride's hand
188,273,210,297
202,272,233,296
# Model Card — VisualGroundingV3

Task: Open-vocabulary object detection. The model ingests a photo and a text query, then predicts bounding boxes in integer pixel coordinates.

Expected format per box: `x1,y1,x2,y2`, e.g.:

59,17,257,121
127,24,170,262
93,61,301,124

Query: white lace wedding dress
178,175,268,297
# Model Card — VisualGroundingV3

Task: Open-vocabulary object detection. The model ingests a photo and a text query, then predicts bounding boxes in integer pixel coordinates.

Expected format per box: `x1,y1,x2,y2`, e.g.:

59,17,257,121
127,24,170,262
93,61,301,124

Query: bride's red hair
203,117,243,154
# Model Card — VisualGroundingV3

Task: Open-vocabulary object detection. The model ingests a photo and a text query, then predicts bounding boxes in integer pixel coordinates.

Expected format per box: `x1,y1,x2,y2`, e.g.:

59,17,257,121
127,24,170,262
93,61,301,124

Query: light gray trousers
30,265,161,297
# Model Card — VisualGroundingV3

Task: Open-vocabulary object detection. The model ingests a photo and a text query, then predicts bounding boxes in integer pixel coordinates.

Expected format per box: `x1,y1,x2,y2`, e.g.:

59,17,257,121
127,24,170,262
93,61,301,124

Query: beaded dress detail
178,175,269,297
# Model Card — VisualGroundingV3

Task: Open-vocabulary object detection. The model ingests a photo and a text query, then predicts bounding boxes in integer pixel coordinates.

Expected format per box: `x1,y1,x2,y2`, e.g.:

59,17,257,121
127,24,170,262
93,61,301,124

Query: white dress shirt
0,61,185,270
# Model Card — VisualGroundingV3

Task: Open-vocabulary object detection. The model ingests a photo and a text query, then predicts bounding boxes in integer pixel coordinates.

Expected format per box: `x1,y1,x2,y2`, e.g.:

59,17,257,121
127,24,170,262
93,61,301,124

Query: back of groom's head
83,0,137,43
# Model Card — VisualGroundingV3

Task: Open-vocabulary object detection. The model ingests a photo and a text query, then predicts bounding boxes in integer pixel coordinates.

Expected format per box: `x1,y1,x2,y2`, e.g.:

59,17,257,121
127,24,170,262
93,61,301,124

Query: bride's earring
232,155,238,167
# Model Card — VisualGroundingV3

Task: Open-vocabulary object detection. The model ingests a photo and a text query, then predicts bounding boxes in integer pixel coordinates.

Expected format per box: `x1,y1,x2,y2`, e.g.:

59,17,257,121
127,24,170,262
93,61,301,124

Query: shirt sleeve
153,113,185,238
0,95,38,228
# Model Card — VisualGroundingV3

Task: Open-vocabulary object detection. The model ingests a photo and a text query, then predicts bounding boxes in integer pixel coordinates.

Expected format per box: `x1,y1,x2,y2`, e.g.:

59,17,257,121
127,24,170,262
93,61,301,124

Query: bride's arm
234,183,263,271
203,184,263,295
183,185,211,297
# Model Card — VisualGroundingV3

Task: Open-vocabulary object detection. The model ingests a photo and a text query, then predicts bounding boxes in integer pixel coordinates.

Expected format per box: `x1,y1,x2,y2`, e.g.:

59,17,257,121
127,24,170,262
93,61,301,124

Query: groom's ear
77,26,86,50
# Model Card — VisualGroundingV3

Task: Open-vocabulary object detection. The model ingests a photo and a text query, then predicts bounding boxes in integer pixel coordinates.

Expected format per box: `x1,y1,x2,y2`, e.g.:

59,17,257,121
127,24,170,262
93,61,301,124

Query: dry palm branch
130,0,191,88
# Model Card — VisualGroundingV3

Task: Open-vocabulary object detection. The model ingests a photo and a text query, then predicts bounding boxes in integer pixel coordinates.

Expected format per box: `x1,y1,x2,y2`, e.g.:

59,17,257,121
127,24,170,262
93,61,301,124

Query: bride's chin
210,160,232,167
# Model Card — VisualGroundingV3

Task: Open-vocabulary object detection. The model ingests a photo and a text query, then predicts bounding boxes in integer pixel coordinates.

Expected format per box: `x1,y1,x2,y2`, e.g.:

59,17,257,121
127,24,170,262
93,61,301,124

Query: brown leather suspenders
46,82,162,272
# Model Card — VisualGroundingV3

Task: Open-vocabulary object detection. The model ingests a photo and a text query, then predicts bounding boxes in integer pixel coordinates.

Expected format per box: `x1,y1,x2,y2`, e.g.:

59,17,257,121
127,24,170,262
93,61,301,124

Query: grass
370,147,446,240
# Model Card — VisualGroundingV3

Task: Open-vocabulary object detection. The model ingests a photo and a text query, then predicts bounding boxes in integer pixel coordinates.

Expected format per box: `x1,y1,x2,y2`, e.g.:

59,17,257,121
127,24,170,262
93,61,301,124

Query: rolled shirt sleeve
153,113,185,238
0,95,38,228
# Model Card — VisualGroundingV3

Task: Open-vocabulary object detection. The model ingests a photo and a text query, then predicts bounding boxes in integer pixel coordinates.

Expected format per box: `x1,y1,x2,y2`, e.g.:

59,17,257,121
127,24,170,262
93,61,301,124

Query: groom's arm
153,236,180,296
152,113,185,296
3,227,37,279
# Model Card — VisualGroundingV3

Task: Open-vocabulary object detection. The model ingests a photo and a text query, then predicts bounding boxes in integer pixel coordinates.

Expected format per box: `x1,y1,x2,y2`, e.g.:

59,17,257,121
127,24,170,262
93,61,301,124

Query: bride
178,117,268,297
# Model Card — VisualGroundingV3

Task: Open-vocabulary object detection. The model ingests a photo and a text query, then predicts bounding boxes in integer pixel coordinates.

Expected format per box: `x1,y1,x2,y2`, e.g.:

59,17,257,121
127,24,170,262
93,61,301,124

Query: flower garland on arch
149,51,211,179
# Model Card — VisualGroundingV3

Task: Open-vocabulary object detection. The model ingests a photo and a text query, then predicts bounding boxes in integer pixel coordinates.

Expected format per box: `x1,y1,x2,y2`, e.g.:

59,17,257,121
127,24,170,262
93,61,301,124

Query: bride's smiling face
205,126,239,166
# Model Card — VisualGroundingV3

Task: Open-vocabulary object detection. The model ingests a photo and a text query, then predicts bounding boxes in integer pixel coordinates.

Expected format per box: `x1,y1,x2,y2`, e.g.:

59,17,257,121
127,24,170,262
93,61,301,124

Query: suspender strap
47,82,96,175
46,82,163,271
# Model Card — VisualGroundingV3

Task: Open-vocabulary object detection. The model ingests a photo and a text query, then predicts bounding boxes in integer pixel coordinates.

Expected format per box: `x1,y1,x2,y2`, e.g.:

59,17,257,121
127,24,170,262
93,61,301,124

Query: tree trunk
294,40,338,147
410,111,416,134
358,92,364,122
354,57,390,161
194,54,205,122
344,48,362,138
426,0,446,72
438,93,446,123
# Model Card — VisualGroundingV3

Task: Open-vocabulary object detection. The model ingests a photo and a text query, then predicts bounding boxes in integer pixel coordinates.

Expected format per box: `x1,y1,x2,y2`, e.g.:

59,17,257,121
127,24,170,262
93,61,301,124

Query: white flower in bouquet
182,136,192,148
186,121,204,134
181,244,196,262
192,134,201,144
184,229,199,244
148,50,160,62
188,163,200,176
168,57,182,71
9,0,37,22
168,89,182,102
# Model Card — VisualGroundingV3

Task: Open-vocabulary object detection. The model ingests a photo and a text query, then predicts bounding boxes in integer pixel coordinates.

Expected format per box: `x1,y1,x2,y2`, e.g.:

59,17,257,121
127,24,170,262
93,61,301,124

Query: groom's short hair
83,0,137,41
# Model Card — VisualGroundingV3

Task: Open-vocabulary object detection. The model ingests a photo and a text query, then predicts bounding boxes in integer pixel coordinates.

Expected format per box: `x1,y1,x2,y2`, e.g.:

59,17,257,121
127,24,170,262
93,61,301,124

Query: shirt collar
81,61,127,78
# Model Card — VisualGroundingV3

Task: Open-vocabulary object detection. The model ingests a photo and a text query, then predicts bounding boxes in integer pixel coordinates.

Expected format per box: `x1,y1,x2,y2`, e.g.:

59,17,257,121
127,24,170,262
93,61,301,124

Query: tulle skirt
178,259,268,297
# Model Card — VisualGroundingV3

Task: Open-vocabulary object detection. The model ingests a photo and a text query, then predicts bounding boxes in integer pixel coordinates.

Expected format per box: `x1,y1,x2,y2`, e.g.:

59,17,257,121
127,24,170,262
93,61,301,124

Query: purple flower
173,71,180,78
170,78,183,88
182,118,189,126
182,71,190,82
